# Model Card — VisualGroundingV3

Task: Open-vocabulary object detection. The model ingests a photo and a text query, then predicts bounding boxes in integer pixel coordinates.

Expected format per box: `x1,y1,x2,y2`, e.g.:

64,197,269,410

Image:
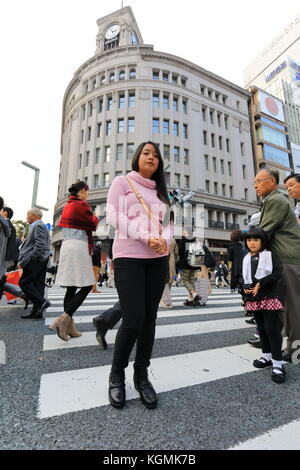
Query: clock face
105,24,120,40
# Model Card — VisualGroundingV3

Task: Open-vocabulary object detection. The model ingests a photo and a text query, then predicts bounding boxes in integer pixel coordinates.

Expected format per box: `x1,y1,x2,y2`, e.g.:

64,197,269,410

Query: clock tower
95,6,143,54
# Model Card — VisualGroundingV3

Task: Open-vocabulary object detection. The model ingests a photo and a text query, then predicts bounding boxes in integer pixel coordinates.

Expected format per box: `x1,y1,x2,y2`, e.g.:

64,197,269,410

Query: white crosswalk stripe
37,285,293,449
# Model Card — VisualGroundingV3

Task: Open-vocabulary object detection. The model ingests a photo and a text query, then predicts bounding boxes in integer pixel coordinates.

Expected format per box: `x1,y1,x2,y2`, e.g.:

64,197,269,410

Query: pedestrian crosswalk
37,286,297,450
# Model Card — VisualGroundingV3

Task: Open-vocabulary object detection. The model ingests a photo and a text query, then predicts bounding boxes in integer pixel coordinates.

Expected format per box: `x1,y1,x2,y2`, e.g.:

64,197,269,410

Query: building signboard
257,90,285,123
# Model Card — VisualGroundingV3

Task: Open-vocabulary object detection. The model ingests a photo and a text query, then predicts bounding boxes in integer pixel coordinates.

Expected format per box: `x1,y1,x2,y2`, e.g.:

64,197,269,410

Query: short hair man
255,168,300,362
284,173,300,228
18,208,51,319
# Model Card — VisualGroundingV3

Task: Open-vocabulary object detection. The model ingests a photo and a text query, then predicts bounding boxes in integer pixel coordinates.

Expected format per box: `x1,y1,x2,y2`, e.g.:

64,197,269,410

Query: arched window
129,68,136,79
109,72,115,83
119,70,126,80
100,75,105,86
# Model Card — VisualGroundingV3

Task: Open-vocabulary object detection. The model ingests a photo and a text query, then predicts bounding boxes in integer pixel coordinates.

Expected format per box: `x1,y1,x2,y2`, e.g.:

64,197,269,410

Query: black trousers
253,310,283,361
111,256,168,372
19,259,48,306
64,286,93,317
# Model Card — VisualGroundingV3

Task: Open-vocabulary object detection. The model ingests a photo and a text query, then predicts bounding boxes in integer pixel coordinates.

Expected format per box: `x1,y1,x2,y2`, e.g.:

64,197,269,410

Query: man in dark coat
1,207,19,271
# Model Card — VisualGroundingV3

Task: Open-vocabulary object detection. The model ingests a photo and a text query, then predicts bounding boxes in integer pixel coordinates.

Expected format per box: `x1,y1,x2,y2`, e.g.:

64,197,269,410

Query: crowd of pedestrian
1,145,300,407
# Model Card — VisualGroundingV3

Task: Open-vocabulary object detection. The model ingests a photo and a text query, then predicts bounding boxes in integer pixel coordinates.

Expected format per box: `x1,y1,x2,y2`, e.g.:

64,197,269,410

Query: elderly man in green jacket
255,168,300,363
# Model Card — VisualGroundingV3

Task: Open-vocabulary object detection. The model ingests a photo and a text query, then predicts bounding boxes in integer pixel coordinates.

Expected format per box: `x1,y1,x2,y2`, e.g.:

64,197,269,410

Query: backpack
203,246,216,269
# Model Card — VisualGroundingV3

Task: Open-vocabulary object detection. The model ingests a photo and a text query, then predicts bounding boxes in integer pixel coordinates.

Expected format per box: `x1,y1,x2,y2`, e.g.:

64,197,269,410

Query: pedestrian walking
106,141,174,409
241,228,285,383
228,229,245,293
177,229,201,306
160,238,179,307
0,196,11,298
0,207,19,272
91,241,102,293
51,181,99,341
18,208,51,319
255,169,300,362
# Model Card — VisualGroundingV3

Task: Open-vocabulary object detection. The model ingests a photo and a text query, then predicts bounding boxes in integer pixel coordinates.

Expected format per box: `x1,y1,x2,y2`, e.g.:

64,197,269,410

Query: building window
92,78,97,90
93,174,99,188
116,171,122,177
127,143,134,160
213,157,217,172
202,105,207,121
97,122,102,138
165,172,170,186
220,159,224,174
152,69,159,80
119,94,125,108
103,173,110,187
173,121,179,137
228,161,232,176
244,188,248,200
81,130,84,144
162,71,169,81
217,112,221,127
100,75,105,86
214,182,218,195
129,69,136,79
109,72,115,83
239,121,243,133
226,138,230,152
164,145,170,161
204,154,209,170
98,98,103,113
84,176,88,184
79,154,82,169
174,173,180,186
88,102,93,117
224,115,228,130
172,74,178,84
200,85,206,95
203,130,207,145
241,142,244,156
107,96,113,111
211,133,215,148
184,175,190,188
181,77,186,87
236,100,240,110
128,118,135,133
208,89,213,99
152,92,159,108
116,144,123,160
219,136,222,150
163,119,169,135
229,185,233,198
173,96,178,111
215,92,220,102
152,118,160,134
128,92,135,108
182,99,187,113
210,109,214,125
85,151,90,167
222,95,228,105
118,119,125,133
106,121,112,136
95,148,100,164
104,146,111,162
184,149,189,165
163,94,169,109
81,105,86,120
206,180,210,193
242,165,246,179
88,126,92,141
183,124,188,139
119,70,125,80
174,147,180,163
222,184,226,196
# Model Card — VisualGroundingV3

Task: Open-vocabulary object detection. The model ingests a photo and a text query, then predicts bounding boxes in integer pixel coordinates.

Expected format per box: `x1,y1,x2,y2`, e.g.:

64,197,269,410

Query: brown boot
67,319,82,338
55,313,71,342
48,317,58,331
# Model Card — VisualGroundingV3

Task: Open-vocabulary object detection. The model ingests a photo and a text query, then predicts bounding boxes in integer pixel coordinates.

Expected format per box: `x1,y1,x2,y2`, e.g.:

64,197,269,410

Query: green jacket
259,190,300,265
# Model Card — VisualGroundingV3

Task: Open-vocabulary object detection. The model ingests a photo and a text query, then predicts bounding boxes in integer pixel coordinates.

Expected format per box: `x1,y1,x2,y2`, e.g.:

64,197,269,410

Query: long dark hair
131,141,171,206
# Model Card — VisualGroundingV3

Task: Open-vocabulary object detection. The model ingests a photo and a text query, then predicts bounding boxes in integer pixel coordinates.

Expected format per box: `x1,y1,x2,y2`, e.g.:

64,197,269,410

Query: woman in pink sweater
106,141,174,409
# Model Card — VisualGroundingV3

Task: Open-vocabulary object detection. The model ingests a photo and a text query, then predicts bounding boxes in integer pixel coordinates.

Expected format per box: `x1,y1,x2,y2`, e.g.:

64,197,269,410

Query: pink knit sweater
107,171,174,260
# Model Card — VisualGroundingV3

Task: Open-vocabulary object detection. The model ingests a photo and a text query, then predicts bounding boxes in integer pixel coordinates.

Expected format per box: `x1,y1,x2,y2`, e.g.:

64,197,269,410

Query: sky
0,0,299,224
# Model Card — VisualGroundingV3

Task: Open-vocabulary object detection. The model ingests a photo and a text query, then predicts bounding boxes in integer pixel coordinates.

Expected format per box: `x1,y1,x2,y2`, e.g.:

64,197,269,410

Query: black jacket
240,251,282,301
92,246,102,267
5,220,19,262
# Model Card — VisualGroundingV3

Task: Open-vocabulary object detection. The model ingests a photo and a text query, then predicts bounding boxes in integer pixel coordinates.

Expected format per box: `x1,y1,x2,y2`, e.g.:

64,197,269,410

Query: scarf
59,196,98,255
242,250,273,285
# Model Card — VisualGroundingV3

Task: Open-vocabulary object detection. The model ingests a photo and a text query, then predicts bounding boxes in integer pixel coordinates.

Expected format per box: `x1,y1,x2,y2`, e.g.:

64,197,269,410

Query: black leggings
253,310,283,361
111,256,168,372
64,286,92,317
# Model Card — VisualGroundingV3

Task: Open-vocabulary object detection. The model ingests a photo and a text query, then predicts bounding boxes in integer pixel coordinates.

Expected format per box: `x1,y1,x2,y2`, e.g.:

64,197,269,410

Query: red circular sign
265,97,279,115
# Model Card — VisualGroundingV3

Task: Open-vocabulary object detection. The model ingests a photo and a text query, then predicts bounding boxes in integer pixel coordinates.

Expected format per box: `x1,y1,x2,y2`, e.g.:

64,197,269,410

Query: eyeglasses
253,177,272,186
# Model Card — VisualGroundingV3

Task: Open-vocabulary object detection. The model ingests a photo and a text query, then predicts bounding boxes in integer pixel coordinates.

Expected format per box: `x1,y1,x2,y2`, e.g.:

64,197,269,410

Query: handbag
126,176,162,236
4,269,22,301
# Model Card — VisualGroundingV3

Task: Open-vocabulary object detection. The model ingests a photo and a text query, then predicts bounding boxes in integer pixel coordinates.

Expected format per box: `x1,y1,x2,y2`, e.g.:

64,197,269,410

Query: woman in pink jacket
106,141,174,410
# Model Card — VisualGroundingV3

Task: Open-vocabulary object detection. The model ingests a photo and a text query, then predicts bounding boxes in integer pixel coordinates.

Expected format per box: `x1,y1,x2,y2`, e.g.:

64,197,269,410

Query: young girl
242,228,286,384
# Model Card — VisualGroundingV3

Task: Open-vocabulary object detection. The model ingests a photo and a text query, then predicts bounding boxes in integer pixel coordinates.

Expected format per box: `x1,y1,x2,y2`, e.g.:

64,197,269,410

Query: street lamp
21,161,49,211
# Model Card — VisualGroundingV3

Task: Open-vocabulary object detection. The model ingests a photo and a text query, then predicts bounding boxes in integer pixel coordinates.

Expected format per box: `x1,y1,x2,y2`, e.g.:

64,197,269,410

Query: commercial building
53,6,258,259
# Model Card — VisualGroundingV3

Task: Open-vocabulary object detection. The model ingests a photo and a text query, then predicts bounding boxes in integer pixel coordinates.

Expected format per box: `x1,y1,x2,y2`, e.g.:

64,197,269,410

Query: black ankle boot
133,367,157,409
108,370,126,408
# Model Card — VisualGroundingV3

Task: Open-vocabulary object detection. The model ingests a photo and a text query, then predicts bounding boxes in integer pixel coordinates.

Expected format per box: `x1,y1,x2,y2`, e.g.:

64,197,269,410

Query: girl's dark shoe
108,371,126,408
93,316,108,350
253,357,272,369
133,368,157,409
192,294,202,306
183,299,194,306
271,366,286,384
